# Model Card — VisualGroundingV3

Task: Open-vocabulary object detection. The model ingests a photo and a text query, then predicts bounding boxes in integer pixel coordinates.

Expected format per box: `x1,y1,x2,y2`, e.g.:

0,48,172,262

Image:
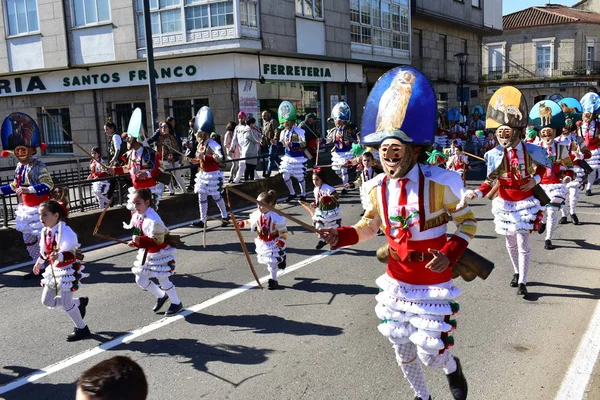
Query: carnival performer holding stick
529,100,573,250
465,86,551,296
88,147,110,209
0,112,54,280
320,67,476,400
34,199,90,342
446,145,470,187
311,168,342,250
125,188,183,316
278,101,308,202
326,102,357,194
190,106,229,229
110,108,168,212
577,92,600,196
236,190,288,290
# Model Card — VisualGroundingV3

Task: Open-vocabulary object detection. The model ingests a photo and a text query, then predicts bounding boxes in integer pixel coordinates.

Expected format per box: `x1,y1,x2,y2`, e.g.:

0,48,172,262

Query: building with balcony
481,0,600,108
410,0,502,114
0,0,411,167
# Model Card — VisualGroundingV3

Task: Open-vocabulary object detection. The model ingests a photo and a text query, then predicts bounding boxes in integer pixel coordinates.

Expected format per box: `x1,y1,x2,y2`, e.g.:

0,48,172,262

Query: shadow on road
0,366,75,400
184,312,344,337
524,281,600,301
555,238,600,251
289,277,377,302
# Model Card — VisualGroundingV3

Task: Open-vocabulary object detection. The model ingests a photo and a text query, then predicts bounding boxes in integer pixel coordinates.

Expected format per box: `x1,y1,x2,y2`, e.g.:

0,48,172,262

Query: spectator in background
149,120,185,195
210,132,222,146
299,113,319,165
261,110,277,177
104,117,126,202
185,117,198,192
229,112,248,183
223,121,238,183
233,117,262,183
76,356,148,400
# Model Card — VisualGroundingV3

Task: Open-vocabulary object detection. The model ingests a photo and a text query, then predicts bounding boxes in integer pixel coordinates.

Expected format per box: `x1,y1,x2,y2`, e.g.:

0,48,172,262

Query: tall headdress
528,100,565,130
580,92,600,114
447,108,461,122
125,108,148,145
278,101,297,125
361,66,436,146
331,102,351,121
556,97,582,120
194,106,215,133
1,112,45,157
470,105,484,117
485,86,529,129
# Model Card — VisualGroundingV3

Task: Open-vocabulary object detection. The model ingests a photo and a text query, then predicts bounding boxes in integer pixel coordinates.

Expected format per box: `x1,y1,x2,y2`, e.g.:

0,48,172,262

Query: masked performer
577,92,600,196
278,101,308,202
326,102,357,193
320,67,476,400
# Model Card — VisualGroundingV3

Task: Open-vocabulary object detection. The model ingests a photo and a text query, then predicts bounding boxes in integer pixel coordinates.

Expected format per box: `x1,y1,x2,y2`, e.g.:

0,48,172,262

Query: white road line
555,300,600,400
0,248,340,395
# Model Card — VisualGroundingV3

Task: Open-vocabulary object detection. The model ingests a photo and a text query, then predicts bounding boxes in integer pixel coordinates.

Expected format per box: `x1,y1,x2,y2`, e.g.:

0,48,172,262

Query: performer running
529,100,573,250
237,190,288,290
320,67,475,400
278,101,308,202
326,102,357,193
190,106,229,228
466,86,550,297
446,145,470,186
577,92,600,196
88,147,110,209
311,168,342,250
125,188,183,316
33,199,90,341
1,112,54,280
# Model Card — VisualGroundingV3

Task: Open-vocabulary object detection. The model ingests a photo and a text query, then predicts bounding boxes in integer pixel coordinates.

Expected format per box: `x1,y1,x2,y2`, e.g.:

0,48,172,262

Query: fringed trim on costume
41,262,88,292
194,170,224,195
422,214,450,231
132,246,176,278
375,292,459,316
331,151,354,171
15,204,43,236
374,302,413,323
409,316,456,333
254,238,286,265
378,321,416,339
540,183,568,206
375,275,462,301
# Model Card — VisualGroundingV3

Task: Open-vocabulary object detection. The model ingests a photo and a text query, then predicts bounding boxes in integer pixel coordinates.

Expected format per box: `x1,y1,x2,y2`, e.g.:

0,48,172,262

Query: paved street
0,174,599,400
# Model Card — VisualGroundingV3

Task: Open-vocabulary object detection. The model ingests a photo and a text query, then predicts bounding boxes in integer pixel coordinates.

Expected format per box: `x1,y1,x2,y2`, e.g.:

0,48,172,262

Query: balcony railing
411,57,481,83
481,61,600,82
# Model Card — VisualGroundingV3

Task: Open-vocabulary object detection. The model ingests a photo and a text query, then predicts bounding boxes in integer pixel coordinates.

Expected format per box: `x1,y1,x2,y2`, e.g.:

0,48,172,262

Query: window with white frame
240,0,257,27
472,0,481,8
350,0,409,51
487,44,503,76
296,0,323,19
5,0,39,36
41,108,73,154
587,42,596,70
535,40,553,77
72,0,110,27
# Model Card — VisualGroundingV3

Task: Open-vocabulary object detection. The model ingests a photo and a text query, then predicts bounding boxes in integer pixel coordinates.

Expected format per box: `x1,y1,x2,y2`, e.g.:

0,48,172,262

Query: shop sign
260,56,362,83
548,81,598,88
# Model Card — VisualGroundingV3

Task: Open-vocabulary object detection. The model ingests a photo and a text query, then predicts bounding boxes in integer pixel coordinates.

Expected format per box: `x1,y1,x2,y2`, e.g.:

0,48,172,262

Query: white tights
561,186,579,216
335,167,349,186
282,174,306,196
505,233,531,284
198,193,228,222
41,286,86,329
23,233,40,262
542,206,559,241
135,275,181,305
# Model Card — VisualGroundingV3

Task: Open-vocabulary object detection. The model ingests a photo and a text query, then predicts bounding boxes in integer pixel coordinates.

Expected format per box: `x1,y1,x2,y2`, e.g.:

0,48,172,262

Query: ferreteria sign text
0,54,363,97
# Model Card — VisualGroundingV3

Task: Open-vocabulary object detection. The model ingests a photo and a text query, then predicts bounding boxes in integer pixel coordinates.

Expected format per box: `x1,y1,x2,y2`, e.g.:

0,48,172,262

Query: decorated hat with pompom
194,106,215,133
278,101,297,125
1,112,45,157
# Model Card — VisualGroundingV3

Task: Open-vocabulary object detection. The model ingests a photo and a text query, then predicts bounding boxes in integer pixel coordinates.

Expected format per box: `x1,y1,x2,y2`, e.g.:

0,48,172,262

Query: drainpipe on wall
92,89,102,149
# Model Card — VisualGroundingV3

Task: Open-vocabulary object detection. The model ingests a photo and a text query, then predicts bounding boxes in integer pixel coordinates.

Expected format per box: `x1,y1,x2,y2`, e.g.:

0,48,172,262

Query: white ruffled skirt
194,170,224,197
375,274,461,355
491,195,542,235
132,246,176,278
254,238,286,265
434,135,448,149
540,183,568,206
91,180,109,195
15,204,43,236
41,260,88,292
312,207,342,229
567,165,585,187
279,155,307,180
589,148,600,169
126,184,164,212
331,151,354,172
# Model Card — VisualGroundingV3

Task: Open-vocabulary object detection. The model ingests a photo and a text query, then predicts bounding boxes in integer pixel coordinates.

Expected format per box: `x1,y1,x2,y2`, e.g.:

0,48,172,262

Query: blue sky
503,0,580,15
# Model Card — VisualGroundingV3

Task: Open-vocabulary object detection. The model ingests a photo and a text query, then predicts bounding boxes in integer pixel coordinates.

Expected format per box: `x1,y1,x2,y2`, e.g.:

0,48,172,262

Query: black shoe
278,259,287,270
538,223,546,234
360,210,365,216
168,192,176,196
221,217,230,227
558,216,568,225
446,357,468,400
571,214,580,225
165,302,183,316
545,239,556,250
517,283,528,296
192,220,205,228
153,294,169,312
285,194,297,203
315,240,327,250
78,297,89,319
299,195,307,201
510,274,519,288
267,279,279,290
586,190,592,196
66,326,91,342
348,183,356,189
341,189,348,195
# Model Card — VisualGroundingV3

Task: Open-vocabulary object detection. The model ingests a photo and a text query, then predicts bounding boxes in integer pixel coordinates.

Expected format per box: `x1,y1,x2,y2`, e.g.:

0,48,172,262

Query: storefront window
110,102,147,135
169,98,209,138
41,108,73,154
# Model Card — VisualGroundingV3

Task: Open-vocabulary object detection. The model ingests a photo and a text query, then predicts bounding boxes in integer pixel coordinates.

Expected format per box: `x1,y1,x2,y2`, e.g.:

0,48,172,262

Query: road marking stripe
0,248,339,395
556,300,600,400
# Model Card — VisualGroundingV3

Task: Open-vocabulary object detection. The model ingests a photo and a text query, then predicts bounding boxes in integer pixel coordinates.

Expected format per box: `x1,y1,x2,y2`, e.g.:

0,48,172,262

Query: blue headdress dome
448,108,461,122
1,112,42,151
331,102,351,121
194,106,215,133
580,92,600,114
361,67,436,146
528,100,565,130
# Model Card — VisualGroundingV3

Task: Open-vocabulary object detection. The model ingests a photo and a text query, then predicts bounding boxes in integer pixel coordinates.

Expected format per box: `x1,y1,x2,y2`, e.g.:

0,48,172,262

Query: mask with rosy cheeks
379,138,416,179
539,127,555,145
14,146,34,163
495,125,520,148
582,112,593,123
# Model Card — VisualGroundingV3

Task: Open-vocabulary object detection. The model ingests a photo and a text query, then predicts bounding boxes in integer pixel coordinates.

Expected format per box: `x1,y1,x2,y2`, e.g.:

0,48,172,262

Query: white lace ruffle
312,207,342,228
254,238,286,265
331,151,354,171
491,195,542,235
279,155,307,180
15,204,43,236
91,180,109,194
132,246,176,278
194,170,224,196
540,183,568,205
41,262,88,292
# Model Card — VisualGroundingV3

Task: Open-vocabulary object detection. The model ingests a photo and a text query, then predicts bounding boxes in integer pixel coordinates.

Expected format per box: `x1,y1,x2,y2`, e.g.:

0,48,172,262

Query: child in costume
446,145,470,186
466,86,551,297
88,147,110,209
125,188,183,316
278,101,308,202
237,190,288,290
311,168,342,250
0,112,54,280
529,101,573,250
320,67,476,400
190,107,229,229
326,102,357,194
33,199,90,342
447,108,466,147
577,92,600,196
524,127,539,144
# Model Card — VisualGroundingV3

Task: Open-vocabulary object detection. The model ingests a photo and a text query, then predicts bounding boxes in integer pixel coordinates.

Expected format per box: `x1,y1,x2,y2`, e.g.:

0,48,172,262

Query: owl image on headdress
375,70,416,133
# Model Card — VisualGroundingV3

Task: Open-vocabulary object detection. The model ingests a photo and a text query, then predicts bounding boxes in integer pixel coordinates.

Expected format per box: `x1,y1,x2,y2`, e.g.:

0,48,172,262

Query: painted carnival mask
379,138,415,179
495,125,519,148
539,127,555,146
14,145,34,163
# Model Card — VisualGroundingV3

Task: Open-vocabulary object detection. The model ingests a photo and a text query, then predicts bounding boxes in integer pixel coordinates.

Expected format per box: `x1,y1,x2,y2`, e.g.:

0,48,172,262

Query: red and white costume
446,154,470,183
578,119,600,190
194,138,228,223
88,158,110,209
556,132,592,217
115,146,165,212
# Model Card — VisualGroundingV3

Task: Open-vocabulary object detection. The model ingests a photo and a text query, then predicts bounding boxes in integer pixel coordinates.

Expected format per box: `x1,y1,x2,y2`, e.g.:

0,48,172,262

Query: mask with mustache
495,125,520,148
379,138,417,179
539,127,555,145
